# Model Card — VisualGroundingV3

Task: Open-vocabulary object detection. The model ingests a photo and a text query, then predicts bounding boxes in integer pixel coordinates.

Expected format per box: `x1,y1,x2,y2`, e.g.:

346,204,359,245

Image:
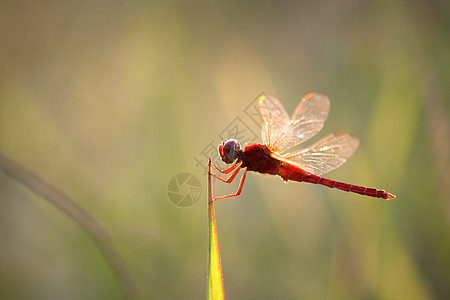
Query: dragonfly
211,93,395,202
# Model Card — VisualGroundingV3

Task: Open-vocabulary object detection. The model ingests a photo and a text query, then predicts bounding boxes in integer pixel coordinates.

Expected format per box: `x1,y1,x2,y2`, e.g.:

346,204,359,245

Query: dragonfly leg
212,164,242,183
213,161,241,174
211,168,248,203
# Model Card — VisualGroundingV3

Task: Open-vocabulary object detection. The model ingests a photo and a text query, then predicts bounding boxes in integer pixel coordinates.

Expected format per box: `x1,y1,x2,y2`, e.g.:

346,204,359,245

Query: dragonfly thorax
218,139,242,164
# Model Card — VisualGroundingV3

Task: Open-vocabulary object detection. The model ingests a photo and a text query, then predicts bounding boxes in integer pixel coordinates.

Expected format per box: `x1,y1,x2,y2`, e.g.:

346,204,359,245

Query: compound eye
221,139,239,164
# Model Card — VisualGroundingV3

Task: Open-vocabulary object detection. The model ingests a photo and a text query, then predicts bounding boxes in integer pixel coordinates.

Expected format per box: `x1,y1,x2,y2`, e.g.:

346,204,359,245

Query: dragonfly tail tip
385,193,396,200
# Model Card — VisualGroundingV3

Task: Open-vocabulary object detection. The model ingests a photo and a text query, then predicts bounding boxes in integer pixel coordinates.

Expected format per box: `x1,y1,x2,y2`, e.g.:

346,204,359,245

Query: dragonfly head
218,139,241,164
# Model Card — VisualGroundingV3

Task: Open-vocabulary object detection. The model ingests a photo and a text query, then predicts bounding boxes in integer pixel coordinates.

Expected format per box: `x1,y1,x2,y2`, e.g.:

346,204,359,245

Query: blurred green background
0,1,449,299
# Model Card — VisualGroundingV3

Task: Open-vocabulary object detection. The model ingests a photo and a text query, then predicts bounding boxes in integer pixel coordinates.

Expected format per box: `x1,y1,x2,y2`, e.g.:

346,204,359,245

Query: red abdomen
241,144,394,200
278,162,394,199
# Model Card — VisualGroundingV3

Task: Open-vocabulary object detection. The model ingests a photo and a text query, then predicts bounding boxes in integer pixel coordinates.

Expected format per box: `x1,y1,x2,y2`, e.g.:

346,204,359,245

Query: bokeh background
0,1,449,299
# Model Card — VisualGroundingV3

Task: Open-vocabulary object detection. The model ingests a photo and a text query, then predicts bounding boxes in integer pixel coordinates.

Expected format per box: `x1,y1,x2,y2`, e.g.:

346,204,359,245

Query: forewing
282,133,360,176
271,93,330,152
258,93,330,152
258,94,290,150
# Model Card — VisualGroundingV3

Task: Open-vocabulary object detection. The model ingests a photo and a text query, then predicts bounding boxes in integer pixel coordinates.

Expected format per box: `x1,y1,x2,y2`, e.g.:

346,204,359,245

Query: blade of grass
207,157,225,300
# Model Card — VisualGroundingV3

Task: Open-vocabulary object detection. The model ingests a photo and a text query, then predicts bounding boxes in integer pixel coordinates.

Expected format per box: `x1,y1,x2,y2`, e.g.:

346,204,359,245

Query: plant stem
207,157,225,300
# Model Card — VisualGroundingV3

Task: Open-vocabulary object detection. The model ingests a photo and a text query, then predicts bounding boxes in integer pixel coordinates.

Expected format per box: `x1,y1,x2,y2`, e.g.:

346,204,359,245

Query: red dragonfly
211,93,395,202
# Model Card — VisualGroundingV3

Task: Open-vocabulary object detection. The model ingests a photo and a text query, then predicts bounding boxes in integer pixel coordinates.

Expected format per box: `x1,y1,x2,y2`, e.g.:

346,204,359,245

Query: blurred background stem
0,151,138,300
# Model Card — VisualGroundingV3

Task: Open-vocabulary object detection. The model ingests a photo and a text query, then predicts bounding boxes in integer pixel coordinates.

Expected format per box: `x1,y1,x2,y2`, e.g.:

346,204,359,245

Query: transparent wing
282,133,360,176
258,93,330,152
258,94,291,150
